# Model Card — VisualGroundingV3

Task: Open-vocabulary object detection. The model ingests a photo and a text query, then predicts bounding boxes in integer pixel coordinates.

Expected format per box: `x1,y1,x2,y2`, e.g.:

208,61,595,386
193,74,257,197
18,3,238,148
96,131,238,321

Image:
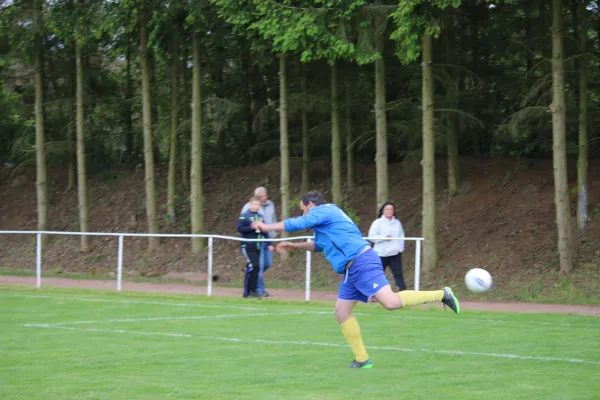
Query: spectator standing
241,187,276,296
368,202,407,291
237,196,270,298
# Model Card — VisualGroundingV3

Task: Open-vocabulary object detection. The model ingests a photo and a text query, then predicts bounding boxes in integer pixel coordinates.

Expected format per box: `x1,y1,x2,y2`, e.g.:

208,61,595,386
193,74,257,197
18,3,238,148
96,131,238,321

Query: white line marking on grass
5,293,598,328
0,294,266,311
26,311,319,327
25,313,272,326
353,313,600,328
26,324,193,337
25,324,600,365
277,311,600,329
26,324,74,330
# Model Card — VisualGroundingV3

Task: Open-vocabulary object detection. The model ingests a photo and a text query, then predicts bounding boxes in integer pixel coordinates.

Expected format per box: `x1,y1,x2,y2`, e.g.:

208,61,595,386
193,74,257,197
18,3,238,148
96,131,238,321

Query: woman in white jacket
368,202,407,291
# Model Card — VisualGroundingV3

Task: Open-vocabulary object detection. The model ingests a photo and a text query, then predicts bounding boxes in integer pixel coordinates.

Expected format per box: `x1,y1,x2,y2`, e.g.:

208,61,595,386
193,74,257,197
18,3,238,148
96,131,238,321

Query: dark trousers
241,246,260,295
380,252,407,291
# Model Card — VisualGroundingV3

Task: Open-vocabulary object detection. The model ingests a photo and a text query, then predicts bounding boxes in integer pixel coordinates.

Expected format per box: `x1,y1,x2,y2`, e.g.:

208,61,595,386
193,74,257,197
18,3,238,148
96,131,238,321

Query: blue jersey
283,204,370,274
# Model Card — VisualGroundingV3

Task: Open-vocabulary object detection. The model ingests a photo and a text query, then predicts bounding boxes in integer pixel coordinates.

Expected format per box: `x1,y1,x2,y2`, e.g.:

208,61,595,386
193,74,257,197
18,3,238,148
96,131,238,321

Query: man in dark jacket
241,187,276,296
237,196,270,298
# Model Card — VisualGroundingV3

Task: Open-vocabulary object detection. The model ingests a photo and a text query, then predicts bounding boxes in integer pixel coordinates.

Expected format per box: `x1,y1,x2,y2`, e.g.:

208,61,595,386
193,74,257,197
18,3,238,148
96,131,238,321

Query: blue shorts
338,247,391,303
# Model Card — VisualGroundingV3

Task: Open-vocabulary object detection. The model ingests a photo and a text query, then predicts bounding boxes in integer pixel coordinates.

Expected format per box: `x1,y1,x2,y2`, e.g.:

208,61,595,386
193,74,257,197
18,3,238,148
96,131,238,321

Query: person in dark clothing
368,202,407,291
237,196,270,298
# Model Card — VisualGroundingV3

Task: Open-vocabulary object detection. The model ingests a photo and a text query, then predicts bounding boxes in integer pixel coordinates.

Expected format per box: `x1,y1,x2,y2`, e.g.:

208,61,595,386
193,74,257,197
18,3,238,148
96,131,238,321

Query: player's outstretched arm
253,221,285,232
254,209,326,233
276,241,316,253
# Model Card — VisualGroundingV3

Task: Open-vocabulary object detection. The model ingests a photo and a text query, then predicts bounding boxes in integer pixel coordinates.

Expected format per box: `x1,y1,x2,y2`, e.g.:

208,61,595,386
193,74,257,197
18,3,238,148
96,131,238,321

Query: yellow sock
399,290,444,307
340,316,369,363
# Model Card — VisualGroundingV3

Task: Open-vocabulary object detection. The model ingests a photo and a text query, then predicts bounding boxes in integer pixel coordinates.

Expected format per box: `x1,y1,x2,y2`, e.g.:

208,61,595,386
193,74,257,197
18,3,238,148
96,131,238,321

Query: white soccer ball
464,268,493,293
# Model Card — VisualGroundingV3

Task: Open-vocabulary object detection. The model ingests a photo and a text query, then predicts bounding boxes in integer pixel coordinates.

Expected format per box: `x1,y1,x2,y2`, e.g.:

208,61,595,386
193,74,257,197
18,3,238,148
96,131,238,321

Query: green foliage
211,0,378,63
288,196,301,212
593,204,600,222
390,0,462,64
0,0,599,167
342,206,360,225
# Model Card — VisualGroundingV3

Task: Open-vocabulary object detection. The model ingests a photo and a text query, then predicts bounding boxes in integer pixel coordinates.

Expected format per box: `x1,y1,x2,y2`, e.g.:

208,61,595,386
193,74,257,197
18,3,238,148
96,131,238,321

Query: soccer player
251,191,460,369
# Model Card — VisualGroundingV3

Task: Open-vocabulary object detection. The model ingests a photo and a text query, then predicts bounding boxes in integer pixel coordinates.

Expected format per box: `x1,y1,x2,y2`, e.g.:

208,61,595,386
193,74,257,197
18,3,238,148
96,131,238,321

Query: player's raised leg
374,285,460,314
349,249,459,314
335,299,373,369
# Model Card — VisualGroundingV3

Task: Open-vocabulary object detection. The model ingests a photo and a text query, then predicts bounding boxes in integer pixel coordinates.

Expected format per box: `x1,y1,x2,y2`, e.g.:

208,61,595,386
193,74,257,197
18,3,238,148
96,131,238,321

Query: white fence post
207,236,213,297
117,235,124,292
305,250,311,302
36,233,42,288
414,239,421,291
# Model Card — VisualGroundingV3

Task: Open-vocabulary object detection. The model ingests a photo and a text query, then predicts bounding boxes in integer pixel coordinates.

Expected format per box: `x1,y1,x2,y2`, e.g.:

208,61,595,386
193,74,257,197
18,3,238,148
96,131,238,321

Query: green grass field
1,286,599,400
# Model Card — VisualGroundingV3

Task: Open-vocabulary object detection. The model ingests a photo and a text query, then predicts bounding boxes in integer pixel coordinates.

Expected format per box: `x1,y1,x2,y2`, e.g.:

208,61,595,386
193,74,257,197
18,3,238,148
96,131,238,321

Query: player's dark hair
301,191,326,206
377,201,395,218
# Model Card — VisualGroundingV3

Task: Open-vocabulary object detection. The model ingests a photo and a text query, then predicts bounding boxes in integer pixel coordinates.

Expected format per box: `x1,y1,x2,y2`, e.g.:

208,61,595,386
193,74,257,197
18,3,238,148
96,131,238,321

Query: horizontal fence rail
0,230,424,300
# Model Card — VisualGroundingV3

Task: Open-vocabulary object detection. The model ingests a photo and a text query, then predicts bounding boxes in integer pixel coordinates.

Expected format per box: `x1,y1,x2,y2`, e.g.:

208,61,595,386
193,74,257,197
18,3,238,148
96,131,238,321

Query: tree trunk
243,47,255,158
444,23,460,198
301,69,310,194
330,62,343,206
596,13,600,78
67,45,75,191
421,34,437,274
75,19,90,252
213,54,226,160
167,34,179,224
551,0,574,273
374,3,388,212
149,51,159,161
447,115,460,197
181,138,188,190
469,2,481,155
67,106,75,190
191,33,205,253
345,73,354,195
571,0,580,102
125,42,134,161
34,0,48,237
576,0,588,231
140,8,159,251
279,54,290,237
181,45,189,189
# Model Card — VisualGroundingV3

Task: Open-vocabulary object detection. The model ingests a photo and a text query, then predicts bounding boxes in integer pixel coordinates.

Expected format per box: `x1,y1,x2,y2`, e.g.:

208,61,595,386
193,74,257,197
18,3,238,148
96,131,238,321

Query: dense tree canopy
2,1,598,166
